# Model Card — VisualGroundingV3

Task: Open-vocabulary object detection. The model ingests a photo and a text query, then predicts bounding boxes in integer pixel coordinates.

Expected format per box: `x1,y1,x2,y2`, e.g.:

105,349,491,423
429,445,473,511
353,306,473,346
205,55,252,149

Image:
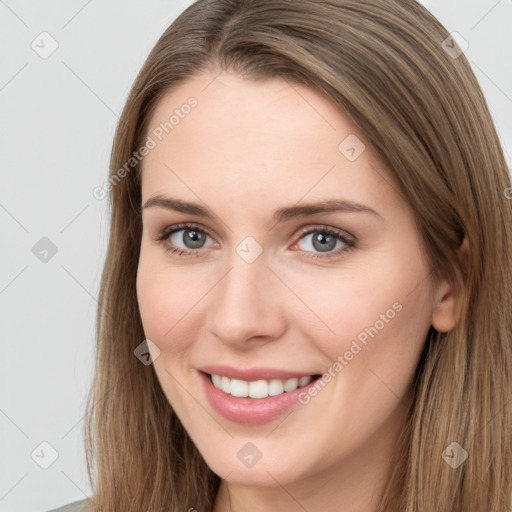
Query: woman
49,0,512,510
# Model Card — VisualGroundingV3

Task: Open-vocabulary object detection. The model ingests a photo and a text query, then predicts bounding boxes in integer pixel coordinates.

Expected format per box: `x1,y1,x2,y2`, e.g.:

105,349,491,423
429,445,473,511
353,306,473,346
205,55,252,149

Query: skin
136,68,465,512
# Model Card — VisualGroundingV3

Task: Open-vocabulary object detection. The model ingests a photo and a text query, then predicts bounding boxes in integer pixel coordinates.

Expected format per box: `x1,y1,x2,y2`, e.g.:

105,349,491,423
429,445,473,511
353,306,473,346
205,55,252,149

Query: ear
431,236,469,332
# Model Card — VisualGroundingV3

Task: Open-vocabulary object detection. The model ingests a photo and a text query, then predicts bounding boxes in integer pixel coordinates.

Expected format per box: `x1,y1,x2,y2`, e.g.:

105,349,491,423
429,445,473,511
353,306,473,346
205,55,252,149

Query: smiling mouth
204,372,322,399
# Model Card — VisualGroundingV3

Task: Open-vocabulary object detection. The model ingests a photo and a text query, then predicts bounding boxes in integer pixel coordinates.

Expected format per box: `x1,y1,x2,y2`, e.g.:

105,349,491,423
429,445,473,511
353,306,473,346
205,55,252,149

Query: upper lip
198,364,320,381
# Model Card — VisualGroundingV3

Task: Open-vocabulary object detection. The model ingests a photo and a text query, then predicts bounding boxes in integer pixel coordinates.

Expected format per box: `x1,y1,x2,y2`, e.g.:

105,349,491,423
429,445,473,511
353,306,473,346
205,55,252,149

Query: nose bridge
206,244,285,345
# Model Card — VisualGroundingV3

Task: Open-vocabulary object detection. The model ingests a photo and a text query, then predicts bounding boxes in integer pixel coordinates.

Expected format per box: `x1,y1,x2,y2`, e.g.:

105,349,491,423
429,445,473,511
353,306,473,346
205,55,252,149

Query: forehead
144,70,361,162
140,70,400,217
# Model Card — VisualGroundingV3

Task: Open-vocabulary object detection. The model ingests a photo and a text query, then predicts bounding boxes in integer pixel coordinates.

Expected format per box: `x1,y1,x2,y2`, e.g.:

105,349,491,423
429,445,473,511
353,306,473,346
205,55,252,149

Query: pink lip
198,364,317,381
198,370,321,425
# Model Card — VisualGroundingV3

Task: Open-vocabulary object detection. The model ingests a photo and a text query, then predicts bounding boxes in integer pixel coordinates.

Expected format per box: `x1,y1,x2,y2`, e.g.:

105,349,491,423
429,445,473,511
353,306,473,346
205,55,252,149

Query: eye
293,226,355,259
154,223,356,260
155,222,216,256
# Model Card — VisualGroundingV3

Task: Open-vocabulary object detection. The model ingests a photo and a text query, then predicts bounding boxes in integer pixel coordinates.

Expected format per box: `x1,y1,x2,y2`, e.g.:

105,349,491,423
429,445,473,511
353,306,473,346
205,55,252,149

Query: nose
205,250,287,349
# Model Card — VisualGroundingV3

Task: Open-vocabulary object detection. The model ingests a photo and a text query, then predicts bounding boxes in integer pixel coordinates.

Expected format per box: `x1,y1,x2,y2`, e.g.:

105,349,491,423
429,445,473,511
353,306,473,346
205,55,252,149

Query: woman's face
136,69,457,493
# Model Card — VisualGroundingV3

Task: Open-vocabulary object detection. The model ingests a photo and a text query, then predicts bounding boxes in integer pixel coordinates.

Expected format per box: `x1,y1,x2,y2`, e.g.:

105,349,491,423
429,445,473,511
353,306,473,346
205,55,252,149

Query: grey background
0,1,510,511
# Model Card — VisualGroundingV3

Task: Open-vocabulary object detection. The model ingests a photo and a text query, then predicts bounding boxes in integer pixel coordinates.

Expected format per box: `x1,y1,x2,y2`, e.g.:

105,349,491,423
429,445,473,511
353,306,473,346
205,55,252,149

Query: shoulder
44,499,89,512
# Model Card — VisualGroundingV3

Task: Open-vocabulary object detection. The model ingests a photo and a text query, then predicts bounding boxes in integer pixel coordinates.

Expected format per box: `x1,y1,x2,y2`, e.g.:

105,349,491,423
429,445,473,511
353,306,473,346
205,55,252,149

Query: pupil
313,233,336,252
184,230,205,249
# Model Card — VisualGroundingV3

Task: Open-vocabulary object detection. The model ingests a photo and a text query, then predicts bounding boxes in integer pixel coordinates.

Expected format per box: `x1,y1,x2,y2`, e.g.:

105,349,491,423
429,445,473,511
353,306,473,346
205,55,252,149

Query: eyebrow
142,195,381,222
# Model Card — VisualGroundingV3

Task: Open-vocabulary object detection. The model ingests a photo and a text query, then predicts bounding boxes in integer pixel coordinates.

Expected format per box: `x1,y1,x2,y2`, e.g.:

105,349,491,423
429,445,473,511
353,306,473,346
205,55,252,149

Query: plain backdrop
0,1,510,511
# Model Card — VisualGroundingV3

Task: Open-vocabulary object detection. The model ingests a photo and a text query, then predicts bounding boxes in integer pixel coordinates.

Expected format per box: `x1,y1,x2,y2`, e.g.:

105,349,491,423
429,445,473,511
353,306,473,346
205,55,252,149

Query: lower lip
199,371,320,425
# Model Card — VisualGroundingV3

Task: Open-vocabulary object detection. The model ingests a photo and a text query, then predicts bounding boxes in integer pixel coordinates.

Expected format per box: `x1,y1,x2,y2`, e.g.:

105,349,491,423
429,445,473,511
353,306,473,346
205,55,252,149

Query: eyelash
155,222,356,260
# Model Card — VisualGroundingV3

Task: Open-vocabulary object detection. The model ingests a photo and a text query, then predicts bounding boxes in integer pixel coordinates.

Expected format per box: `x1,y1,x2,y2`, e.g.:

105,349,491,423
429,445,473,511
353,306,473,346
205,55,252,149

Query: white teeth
211,374,222,388
299,375,312,387
221,376,231,394
210,373,314,399
249,380,268,399
230,378,249,397
268,379,284,396
283,377,299,392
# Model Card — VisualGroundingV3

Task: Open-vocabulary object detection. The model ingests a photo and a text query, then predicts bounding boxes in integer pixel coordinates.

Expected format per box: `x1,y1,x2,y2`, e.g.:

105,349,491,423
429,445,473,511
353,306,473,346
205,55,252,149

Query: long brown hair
83,1,512,510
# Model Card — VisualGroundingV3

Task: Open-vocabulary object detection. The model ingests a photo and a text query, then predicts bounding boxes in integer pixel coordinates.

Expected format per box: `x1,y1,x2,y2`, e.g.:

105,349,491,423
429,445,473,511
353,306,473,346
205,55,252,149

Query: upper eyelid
160,222,214,240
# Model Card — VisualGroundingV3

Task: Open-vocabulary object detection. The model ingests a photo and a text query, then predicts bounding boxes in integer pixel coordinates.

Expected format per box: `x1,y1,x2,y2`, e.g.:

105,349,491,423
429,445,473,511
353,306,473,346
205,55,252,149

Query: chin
192,435,313,488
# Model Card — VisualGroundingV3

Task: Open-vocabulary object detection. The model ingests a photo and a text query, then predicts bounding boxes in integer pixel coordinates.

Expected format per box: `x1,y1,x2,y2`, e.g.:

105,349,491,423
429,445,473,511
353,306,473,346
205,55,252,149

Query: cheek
136,256,201,409
299,250,432,369
136,252,200,351
136,245,232,359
